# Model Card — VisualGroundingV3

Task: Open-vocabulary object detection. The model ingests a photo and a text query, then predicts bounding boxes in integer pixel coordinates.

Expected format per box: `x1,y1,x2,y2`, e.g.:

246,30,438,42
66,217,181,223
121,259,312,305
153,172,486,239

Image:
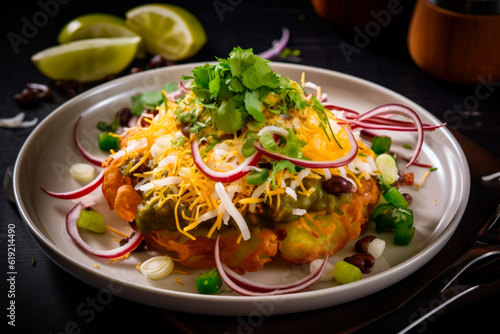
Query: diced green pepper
246,168,270,185
371,203,414,244
394,223,415,246
383,187,409,208
375,213,397,233
371,136,392,154
370,203,397,221
196,268,223,294
98,132,120,152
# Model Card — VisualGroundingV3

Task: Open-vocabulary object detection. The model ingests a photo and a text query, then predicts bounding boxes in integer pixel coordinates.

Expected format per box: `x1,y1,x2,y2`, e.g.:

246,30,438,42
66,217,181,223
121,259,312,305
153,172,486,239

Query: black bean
130,67,143,74
355,235,377,253
357,253,375,268
104,73,119,81
181,123,191,138
55,79,83,97
13,88,39,106
403,193,413,205
117,107,132,126
147,55,168,68
344,255,365,270
323,175,352,195
276,228,287,241
397,170,406,183
26,83,52,100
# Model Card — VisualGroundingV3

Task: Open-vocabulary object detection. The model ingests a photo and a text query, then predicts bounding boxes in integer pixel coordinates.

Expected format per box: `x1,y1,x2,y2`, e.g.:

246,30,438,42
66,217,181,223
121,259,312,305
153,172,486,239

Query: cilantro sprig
180,47,308,135
131,82,178,116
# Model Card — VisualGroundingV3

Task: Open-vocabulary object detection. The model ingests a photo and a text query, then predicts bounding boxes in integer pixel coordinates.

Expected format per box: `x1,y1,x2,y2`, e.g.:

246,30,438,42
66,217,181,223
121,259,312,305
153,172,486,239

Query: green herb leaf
242,135,258,158
227,47,256,77
140,90,163,108
246,168,270,185
97,115,120,132
162,81,178,93
244,90,265,123
241,60,280,90
371,136,392,154
271,160,296,189
214,99,246,133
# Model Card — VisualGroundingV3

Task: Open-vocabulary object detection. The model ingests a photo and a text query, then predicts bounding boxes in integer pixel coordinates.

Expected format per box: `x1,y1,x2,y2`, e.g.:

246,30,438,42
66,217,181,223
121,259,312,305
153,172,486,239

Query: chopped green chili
98,132,121,152
196,268,223,294
394,223,415,246
371,136,392,154
383,187,409,208
371,203,414,244
246,168,270,185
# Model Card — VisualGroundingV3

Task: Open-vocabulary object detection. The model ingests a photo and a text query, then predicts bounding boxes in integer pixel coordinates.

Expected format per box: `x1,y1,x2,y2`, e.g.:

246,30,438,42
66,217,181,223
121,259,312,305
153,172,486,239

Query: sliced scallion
77,209,105,233
333,261,362,284
261,131,280,151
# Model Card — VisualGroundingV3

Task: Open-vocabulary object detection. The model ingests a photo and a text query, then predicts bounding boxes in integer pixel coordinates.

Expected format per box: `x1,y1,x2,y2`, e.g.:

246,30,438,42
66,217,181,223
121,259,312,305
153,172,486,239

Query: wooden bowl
408,0,500,84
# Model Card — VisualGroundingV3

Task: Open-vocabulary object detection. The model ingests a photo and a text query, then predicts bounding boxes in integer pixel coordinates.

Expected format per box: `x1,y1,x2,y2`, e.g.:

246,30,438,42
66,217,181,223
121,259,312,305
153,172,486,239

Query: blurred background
2,0,499,157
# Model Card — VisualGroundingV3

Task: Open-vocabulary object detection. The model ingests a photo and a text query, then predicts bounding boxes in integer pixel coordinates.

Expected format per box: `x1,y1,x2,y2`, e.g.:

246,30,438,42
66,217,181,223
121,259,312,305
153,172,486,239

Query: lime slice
31,37,141,82
57,13,145,58
375,153,399,185
125,4,206,61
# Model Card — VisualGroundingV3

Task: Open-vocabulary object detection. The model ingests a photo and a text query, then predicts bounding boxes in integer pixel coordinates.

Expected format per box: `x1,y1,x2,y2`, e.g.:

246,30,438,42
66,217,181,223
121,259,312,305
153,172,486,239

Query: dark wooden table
1,1,499,333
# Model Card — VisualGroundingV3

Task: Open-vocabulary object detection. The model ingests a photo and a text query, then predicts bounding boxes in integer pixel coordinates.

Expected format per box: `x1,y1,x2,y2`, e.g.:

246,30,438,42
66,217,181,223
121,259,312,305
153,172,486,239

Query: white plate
14,62,470,315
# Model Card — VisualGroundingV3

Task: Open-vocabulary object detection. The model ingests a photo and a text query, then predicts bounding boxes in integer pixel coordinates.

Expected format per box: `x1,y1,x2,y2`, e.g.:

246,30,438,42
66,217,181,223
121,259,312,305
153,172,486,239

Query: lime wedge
125,4,206,61
31,37,141,82
375,153,399,185
58,13,139,43
57,13,145,58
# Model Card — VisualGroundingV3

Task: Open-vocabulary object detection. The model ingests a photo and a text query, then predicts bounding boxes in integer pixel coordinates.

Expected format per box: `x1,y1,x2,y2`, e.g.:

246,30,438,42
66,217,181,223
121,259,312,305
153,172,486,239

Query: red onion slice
253,126,358,169
40,170,105,200
355,104,424,167
179,80,191,94
350,118,444,131
74,117,106,167
257,27,290,60
214,235,328,296
66,202,143,259
322,103,360,119
191,139,262,182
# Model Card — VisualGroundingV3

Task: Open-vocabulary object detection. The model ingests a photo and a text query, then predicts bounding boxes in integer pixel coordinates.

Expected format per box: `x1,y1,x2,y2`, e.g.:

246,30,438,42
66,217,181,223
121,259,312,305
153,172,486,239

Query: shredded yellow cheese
106,225,129,238
416,171,430,190
111,77,377,241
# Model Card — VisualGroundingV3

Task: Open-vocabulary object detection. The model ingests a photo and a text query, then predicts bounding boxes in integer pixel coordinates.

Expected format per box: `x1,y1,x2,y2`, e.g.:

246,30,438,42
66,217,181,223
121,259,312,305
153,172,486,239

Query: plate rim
13,61,471,315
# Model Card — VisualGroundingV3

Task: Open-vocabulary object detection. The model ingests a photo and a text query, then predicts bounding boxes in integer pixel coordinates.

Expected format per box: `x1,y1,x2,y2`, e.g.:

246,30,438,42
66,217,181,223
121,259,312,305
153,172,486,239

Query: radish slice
40,170,105,200
257,27,290,60
66,202,143,259
74,117,106,167
253,127,358,169
191,139,262,182
214,235,329,296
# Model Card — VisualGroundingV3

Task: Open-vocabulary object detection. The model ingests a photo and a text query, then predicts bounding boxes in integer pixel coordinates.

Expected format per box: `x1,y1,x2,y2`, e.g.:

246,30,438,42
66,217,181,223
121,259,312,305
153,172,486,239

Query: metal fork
351,203,500,333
